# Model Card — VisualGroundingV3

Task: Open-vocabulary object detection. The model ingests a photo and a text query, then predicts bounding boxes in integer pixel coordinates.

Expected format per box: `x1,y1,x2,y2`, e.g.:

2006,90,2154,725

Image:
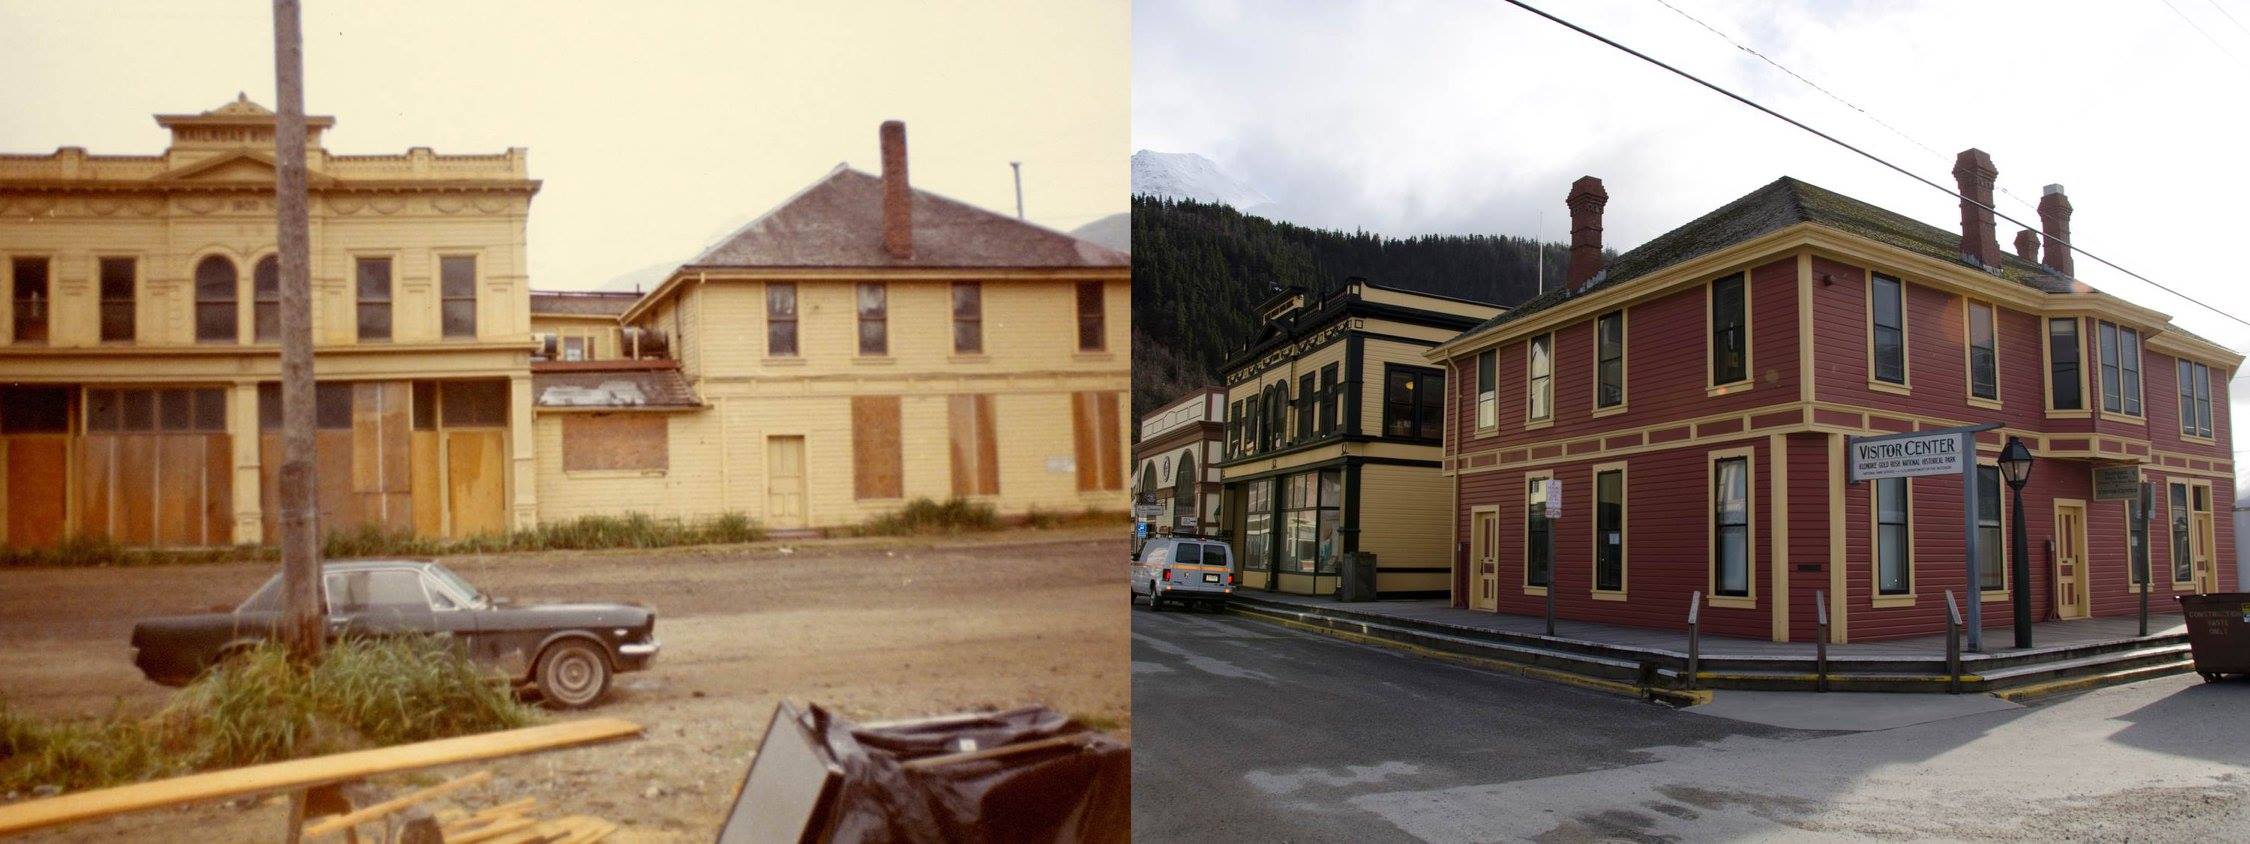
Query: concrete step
1978,643,2193,687
1229,602,1649,683
1993,658,2197,702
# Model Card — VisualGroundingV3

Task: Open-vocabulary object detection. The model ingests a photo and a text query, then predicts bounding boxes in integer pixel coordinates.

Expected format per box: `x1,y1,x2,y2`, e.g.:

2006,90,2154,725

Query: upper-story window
952,281,982,354
439,256,477,339
1076,280,1105,351
1243,392,1260,455
1710,273,1747,386
98,258,135,343
1594,310,1624,410
10,257,49,344
2097,321,2141,416
355,257,392,342
2178,359,2214,439
1296,372,1316,442
1967,300,1997,401
195,255,238,343
253,256,279,342
1526,333,1553,424
856,282,887,355
767,283,798,357
2047,318,2083,411
1383,365,1444,440
1227,398,1243,457
1475,350,1496,431
1318,363,1339,436
1870,274,1906,385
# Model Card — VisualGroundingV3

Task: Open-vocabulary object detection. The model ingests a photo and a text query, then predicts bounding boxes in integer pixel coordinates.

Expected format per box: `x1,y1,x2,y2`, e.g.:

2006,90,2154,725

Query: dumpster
2177,592,2250,682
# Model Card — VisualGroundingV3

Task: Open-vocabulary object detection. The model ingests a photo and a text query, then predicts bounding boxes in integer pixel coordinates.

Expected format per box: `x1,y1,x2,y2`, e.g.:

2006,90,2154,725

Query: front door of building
766,436,807,529
2190,487,2216,593
2053,500,2088,619
1471,508,1499,611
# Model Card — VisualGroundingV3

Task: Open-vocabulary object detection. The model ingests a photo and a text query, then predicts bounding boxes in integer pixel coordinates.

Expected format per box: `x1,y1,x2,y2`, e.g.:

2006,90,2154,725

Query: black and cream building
1218,279,1503,596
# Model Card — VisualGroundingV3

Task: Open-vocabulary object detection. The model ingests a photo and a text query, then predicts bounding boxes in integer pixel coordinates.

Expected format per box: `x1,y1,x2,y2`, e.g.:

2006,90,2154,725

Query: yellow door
766,436,807,529
2053,500,2087,619
444,430,507,539
1471,509,1499,611
2191,508,2216,594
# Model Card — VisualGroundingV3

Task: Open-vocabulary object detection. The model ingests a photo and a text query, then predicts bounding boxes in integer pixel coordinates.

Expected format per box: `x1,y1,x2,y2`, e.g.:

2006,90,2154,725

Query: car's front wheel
535,640,612,709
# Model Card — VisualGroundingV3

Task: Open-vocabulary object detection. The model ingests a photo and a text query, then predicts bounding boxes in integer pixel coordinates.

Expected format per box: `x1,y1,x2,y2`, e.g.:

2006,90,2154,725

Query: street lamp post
1998,437,2035,649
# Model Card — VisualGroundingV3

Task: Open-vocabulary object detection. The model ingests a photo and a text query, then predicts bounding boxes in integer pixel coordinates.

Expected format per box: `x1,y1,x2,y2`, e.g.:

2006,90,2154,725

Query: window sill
763,356,808,366
2044,408,2091,420
1872,594,1916,609
1591,590,1628,602
1867,380,1912,396
1706,381,1753,398
1591,403,1628,418
1709,595,1755,609
949,353,990,364
2179,433,2217,446
2097,411,2145,425
1522,585,1548,597
1966,396,2003,411
1979,589,2010,603
1523,418,1553,431
1073,351,1115,363
563,469,667,479
852,356,896,365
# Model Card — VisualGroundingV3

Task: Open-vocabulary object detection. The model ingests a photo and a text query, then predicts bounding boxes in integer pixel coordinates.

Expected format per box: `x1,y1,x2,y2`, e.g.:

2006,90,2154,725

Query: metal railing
1814,589,1829,693
1684,590,1702,691
1944,590,1964,694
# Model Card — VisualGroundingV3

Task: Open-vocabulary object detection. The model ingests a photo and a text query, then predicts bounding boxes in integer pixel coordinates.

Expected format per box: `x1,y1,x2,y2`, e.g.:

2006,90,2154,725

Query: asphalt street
1131,603,2250,842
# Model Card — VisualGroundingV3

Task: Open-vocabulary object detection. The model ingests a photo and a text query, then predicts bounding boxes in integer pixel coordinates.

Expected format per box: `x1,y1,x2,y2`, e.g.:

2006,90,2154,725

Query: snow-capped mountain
1071,212,1131,254
1132,150,1271,211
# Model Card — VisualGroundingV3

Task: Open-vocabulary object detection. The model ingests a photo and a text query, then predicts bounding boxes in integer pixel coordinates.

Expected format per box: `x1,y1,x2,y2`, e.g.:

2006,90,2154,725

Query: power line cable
2159,0,2250,70
1494,0,2250,332
1649,0,2041,215
2208,0,2250,37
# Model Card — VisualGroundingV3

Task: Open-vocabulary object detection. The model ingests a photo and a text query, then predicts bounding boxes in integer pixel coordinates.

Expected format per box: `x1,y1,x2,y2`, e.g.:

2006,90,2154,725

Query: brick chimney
880,120,912,260
1952,149,2001,270
1566,176,1608,288
2013,229,2040,262
2038,183,2073,277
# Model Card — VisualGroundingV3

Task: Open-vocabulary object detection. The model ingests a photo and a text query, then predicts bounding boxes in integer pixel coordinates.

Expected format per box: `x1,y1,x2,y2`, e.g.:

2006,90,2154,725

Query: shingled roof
533,366,702,410
1452,177,2093,346
685,165,1128,270
530,290,641,317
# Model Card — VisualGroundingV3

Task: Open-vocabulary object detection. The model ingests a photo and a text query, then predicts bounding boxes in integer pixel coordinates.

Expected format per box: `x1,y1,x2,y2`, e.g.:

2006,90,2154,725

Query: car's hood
487,601,653,627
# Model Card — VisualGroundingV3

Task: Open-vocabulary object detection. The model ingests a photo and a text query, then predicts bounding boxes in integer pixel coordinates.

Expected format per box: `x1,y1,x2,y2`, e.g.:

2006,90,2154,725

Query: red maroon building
1427,152,2238,643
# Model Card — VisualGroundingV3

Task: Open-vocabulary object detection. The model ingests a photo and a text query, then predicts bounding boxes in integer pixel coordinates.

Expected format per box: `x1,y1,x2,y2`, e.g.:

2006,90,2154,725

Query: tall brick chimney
1565,176,1608,288
1952,149,2001,270
880,120,912,260
2013,229,2040,262
2038,183,2073,277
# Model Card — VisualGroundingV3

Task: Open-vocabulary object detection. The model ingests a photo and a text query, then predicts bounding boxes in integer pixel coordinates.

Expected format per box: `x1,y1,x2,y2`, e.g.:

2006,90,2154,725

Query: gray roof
530,290,640,317
1453,177,2090,345
687,165,1128,270
533,367,702,410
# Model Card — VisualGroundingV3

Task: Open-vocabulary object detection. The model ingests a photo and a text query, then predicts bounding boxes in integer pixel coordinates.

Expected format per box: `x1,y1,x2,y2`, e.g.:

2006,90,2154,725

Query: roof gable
686,166,1128,270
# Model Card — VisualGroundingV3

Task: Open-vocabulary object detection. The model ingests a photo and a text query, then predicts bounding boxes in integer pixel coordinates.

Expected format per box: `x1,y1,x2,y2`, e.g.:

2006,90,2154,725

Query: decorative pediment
157,150,279,182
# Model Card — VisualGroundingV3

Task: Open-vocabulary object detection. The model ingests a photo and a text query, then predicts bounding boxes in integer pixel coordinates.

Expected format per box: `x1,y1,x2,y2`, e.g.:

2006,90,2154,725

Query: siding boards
852,395,903,500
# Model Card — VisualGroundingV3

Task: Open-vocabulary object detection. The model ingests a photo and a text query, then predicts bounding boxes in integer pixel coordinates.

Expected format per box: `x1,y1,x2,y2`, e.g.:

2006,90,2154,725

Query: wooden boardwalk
1239,592,2185,664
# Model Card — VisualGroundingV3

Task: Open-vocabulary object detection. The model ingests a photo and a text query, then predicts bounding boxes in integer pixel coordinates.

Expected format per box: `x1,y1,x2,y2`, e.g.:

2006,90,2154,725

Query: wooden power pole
272,0,324,660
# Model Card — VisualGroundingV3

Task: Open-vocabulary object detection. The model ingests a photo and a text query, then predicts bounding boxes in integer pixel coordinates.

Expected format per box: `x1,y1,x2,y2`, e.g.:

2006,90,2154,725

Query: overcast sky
1134,0,2250,363
0,0,1128,292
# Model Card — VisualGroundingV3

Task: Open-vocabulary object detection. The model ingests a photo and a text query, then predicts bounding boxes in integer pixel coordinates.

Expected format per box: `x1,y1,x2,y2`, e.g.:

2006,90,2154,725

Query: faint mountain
1132,150,1272,211
1072,212,1131,253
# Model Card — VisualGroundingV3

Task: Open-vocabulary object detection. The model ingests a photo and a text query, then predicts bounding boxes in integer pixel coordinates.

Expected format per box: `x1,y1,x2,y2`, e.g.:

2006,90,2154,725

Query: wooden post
1814,589,1829,693
272,0,324,660
1945,590,1964,694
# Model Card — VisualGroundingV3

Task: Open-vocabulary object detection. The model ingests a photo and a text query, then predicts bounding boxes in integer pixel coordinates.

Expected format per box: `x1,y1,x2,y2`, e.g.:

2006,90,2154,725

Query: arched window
1137,463,1158,495
253,256,280,342
1174,451,1197,528
194,255,237,342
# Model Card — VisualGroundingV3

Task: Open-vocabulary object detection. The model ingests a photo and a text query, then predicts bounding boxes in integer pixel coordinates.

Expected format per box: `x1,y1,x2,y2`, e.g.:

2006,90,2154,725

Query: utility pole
1010,161,1025,220
272,0,324,661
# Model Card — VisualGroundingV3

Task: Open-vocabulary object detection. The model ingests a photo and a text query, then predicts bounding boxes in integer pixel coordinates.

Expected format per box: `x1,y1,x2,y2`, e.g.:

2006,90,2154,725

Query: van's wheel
536,641,611,709
1148,585,1164,612
2200,671,2222,684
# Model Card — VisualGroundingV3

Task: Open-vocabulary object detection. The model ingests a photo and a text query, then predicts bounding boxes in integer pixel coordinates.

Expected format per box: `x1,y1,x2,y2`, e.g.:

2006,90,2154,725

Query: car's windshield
424,563,486,608
236,573,283,613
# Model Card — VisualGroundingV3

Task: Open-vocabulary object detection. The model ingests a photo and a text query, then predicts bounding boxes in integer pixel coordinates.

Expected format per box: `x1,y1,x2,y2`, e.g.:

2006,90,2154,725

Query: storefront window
1280,469,1342,574
1243,480,1273,576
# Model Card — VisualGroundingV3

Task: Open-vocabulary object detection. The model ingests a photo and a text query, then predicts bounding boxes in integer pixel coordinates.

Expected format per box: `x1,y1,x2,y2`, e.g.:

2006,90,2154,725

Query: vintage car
129,559,660,708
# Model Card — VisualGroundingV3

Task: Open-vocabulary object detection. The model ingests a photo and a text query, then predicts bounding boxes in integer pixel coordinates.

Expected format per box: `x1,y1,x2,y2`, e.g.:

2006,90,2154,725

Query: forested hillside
1130,195,1574,418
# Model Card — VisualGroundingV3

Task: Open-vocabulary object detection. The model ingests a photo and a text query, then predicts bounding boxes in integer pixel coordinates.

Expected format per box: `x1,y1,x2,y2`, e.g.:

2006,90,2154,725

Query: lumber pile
302,772,618,843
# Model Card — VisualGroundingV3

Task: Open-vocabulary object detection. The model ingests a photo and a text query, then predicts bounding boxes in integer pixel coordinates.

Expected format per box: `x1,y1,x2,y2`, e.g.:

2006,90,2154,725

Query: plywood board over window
563,415,668,472
1073,392,1123,492
948,394,999,496
852,395,903,500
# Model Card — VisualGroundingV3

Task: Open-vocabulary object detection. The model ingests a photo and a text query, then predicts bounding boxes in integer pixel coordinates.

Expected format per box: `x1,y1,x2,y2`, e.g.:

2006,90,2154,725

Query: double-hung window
439,256,477,339
8,257,48,343
2048,318,2083,410
2178,360,2213,438
951,281,982,354
1712,455,1750,598
1382,366,1444,440
1526,476,1552,589
767,283,798,356
1526,333,1552,423
1296,373,1316,443
1594,310,1624,409
1475,350,1496,431
857,283,887,355
1710,273,1747,386
98,258,135,342
355,257,391,342
253,257,280,342
1318,364,1339,436
1875,477,1911,597
2169,483,2193,583
1977,466,2004,591
1967,300,1997,401
197,255,239,343
2097,321,2141,415
1076,280,1105,351
1594,467,1624,594
1871,274,1905,385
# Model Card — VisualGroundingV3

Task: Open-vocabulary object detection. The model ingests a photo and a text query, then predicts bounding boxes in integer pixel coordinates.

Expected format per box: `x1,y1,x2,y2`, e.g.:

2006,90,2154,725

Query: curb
1991,658,2195,702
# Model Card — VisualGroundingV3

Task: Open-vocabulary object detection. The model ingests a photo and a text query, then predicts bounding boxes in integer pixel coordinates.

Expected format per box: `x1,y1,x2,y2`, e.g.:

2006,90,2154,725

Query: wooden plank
1095,392,1122,491
116,434,156,546
204,433,232,545
4,436,69,547
78,435,115,541
410,431,443,538
560,416,666,473
1072,393,1096,492
0,719,641,836
300,770,492,837
449,816,537,844
315,429,359,535
850,395,901,500
446,430,506,538
948,395,974,497
155,435,201,546
261,433,282,544
974,395,999,497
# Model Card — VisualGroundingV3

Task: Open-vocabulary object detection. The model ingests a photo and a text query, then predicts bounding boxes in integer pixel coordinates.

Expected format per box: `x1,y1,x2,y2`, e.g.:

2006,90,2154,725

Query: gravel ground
0,527,1128,841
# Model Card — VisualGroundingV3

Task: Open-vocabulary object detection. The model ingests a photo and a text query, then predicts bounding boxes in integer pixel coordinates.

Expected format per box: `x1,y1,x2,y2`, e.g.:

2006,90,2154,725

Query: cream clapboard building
0,96,538,548
531,121,1132,530
1,101,1126,550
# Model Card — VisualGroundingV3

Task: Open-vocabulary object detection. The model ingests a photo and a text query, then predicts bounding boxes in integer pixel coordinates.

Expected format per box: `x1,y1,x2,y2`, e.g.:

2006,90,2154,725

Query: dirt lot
0,527,1128,841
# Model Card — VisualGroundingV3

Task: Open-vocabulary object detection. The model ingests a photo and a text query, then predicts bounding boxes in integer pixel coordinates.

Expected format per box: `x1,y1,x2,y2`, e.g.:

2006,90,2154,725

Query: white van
1131,537,1235,611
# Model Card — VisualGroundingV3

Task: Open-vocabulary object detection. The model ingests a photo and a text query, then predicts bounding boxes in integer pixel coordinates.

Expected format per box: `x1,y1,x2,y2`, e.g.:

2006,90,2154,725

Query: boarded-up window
1072,391,1123,491
440,380,508,427
562,415,668,472
852,395,902,499
948,394,999,496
